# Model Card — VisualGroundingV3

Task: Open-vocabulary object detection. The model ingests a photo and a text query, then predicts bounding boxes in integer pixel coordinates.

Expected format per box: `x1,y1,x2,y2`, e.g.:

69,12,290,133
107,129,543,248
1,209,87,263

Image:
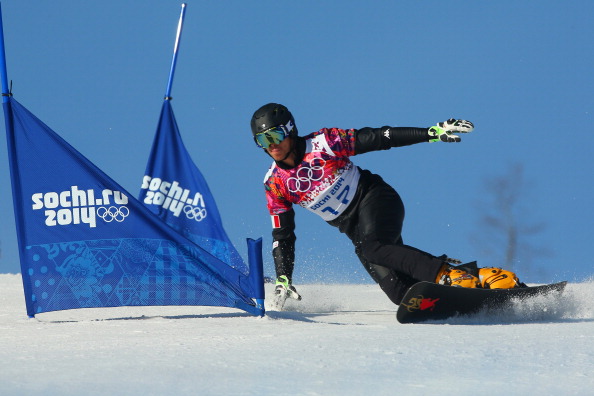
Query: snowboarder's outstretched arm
354,119,474,154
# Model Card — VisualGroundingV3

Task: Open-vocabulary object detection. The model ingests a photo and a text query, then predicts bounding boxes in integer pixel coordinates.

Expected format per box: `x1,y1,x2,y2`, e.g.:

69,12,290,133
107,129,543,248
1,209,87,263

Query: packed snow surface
1,274,593,395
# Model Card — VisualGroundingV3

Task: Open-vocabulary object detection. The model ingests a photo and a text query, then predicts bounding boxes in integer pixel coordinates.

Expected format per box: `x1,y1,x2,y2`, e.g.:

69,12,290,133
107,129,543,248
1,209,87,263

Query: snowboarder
250,103,521,309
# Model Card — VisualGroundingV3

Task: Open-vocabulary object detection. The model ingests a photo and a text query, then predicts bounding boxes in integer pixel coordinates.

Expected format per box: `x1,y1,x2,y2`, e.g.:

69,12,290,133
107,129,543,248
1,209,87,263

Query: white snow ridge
1,274,593,395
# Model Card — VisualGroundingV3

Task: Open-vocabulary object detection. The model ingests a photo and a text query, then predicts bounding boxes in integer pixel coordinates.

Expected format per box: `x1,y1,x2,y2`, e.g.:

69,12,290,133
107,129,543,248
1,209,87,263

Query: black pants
328,169,444,305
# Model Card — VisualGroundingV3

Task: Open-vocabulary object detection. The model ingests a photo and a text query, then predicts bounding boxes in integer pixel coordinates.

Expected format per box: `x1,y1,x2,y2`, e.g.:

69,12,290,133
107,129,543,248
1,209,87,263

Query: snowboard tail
397,281,567,324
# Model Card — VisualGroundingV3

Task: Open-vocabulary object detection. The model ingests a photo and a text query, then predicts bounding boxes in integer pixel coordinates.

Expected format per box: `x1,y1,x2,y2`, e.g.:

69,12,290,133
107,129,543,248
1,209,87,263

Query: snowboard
397,281,567,324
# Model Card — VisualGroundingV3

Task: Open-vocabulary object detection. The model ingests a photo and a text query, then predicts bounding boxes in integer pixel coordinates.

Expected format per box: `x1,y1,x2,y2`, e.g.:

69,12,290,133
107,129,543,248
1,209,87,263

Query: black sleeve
271,209,296,282
354,126,431,154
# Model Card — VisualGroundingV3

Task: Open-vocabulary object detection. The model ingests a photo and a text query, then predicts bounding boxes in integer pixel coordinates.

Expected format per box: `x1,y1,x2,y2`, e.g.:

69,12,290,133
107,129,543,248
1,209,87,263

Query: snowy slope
1,274,593,395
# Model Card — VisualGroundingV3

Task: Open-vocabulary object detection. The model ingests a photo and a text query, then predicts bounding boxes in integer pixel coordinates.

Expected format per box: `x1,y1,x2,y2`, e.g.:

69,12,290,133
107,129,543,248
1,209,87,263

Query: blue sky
0,1,592,283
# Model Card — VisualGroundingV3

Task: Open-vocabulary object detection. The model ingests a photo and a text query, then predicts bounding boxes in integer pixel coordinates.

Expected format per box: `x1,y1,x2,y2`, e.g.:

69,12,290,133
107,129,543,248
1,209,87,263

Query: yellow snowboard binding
436,261,522,289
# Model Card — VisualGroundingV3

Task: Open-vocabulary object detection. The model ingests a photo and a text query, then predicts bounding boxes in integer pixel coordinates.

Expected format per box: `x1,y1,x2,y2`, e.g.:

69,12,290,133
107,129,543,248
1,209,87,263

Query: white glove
429,119,474,143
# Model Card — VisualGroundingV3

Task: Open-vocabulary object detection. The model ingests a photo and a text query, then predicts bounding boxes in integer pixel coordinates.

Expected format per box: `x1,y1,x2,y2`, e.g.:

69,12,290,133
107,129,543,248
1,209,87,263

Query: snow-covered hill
1,274,593,395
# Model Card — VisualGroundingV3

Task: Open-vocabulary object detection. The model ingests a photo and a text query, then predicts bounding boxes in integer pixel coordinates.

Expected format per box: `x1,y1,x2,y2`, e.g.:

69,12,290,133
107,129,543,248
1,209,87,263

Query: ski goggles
254,121,294,149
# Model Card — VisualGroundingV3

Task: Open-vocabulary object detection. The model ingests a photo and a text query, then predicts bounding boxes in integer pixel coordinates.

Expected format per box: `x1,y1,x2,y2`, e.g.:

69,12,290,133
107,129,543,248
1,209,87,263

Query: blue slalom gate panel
3,97,264,317
139,101,248,274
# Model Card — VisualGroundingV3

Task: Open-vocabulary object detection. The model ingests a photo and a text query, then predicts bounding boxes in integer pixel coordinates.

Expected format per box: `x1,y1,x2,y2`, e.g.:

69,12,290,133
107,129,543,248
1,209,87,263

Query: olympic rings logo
287,158,326,193
97,206,130,223
183,205,207,222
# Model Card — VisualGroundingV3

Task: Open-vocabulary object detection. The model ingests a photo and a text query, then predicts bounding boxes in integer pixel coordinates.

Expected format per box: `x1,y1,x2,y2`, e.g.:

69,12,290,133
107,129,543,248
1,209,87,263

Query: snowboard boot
275,275,302,301
478,267,521,289
435,264,481,288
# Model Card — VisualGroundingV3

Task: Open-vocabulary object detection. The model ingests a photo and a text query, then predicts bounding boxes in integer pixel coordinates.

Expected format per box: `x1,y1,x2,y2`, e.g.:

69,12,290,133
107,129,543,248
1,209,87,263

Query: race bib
300,162,360,221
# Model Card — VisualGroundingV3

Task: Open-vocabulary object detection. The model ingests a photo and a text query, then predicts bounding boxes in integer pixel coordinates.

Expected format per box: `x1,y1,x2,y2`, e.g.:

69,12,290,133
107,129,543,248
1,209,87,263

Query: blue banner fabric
139,101,248,273
3,97,263,317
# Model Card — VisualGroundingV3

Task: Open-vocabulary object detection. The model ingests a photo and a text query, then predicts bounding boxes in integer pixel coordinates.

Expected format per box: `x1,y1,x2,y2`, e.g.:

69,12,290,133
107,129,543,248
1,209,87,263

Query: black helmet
250,103,298,138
